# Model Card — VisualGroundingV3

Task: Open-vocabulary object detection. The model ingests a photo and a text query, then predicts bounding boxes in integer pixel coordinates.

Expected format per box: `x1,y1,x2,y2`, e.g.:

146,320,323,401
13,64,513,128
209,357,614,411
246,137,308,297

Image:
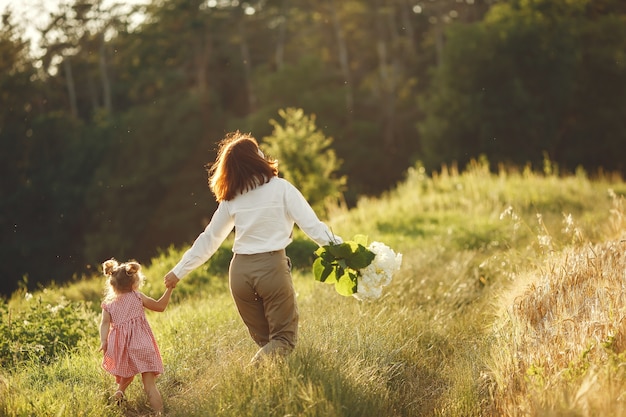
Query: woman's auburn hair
208,131,278,201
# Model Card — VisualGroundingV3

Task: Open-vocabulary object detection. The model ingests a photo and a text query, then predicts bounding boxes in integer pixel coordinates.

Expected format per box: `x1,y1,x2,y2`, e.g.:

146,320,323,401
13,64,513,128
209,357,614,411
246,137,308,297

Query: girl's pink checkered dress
101,291,164,382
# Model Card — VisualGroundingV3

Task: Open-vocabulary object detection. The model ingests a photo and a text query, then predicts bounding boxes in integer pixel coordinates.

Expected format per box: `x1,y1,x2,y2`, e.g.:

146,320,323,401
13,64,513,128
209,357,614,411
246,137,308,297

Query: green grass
2,158,626,416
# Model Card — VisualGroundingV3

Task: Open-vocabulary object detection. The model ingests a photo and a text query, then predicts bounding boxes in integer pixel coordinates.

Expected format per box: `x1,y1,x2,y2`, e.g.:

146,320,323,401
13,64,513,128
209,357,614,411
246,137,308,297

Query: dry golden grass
488,193,626,416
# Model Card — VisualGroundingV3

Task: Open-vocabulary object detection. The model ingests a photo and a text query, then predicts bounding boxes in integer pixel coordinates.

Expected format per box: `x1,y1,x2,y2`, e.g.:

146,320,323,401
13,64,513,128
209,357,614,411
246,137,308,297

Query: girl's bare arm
99,310,111,352
141,287,174,312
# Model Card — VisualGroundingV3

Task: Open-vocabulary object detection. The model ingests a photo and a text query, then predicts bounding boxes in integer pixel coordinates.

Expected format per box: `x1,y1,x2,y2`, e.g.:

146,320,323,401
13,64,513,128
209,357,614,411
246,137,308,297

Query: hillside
1,159,626,417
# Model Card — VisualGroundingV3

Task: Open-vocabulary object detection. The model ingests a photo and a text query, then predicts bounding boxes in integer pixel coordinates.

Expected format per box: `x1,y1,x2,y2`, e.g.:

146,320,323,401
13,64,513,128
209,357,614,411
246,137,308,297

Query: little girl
99,258,173,414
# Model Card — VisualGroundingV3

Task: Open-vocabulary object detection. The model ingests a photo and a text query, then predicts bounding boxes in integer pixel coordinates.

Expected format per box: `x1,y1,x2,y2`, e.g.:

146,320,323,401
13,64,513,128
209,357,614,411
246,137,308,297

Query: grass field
2,159,626,417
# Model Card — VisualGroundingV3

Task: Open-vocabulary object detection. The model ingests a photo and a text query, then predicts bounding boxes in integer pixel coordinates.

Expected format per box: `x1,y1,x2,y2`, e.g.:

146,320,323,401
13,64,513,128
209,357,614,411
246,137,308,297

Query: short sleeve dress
101,291,164,382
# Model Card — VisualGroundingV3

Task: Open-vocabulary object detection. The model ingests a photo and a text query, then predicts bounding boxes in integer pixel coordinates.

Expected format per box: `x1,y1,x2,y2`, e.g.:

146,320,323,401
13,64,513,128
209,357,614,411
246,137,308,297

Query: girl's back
102,291,163,377
104,291,146,325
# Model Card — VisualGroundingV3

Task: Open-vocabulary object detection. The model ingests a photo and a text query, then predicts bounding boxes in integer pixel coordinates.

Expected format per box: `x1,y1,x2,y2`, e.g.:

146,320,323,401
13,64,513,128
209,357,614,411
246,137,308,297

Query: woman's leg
229,254,271,347
230,251,298,361
141,372,163,413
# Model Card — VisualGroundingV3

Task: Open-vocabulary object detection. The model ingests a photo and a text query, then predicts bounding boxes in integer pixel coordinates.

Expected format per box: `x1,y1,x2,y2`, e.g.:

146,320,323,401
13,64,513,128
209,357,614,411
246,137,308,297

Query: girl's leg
141,372,163,413
117,376,134,394
111,376,134,405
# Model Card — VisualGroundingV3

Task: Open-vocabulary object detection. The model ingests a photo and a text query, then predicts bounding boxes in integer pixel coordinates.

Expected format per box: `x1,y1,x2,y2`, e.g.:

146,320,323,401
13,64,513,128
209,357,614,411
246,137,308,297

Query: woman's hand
164,271,180,289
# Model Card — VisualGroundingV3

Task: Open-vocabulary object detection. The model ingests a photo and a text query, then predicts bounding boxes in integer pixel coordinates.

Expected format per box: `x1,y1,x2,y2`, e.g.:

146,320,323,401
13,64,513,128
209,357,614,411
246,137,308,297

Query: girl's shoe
110,390,125,406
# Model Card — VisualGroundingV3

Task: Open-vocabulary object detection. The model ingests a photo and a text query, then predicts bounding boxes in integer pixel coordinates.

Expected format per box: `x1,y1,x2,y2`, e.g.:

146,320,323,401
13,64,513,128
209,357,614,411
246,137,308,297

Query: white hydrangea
354,241,402,301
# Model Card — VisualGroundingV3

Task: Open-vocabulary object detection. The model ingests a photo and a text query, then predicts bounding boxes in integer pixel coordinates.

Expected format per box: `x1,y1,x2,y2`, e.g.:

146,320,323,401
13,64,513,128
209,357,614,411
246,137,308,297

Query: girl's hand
99,342,107,353
164,271,180,289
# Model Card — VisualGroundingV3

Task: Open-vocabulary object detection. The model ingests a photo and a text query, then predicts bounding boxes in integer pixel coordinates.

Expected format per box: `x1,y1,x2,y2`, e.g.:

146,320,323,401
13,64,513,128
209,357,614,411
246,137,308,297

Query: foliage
138,243,231,300
0,296,96,368
419,0,626,174
286,233,319,269
312,235,374,296
262,108,346,218
0,17,46,296
82,92,217,268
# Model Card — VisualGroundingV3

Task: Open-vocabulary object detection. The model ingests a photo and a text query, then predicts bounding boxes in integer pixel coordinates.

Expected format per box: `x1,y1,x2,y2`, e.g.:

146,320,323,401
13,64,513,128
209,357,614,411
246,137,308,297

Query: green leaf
335,270,357,296
314,245,335,262
312,257,333,283
327,242,356,259
325,266,340,284
344,246,375,270
337,258,348,270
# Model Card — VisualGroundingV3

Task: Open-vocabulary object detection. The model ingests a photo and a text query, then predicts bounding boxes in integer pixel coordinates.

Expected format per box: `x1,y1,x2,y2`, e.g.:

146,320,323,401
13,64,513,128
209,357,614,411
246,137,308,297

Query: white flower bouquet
312,235,402,301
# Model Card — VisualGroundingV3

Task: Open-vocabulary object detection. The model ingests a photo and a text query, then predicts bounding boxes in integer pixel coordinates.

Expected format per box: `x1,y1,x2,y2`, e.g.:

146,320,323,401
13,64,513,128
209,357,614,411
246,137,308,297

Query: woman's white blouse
171,176,342,279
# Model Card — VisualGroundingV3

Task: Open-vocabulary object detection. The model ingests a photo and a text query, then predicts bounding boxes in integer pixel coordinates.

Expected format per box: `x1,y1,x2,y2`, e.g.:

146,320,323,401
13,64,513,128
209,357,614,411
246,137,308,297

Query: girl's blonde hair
102,258,145,302
208,131,278,201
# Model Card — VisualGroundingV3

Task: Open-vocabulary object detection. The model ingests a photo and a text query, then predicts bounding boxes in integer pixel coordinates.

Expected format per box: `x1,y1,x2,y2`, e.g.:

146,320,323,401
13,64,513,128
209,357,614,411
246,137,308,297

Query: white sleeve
284,181,342,246
171,202,234,278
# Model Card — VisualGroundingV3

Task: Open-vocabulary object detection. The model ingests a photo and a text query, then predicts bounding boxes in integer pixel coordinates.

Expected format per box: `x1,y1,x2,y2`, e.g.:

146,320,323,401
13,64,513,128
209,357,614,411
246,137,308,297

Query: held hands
164,271,180,289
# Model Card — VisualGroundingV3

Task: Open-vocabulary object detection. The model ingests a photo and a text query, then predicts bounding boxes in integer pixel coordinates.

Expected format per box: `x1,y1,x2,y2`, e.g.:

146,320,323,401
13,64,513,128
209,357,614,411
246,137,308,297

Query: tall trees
81,0,226,267
3,0,625,295
262,108,346,217
0,8,105,295
418,0,626,173
0,11,41,295
562,3,626,170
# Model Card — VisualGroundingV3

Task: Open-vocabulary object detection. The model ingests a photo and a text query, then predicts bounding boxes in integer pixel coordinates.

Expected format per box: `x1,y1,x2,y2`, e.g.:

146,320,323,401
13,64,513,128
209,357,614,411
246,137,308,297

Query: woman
164,131,342,363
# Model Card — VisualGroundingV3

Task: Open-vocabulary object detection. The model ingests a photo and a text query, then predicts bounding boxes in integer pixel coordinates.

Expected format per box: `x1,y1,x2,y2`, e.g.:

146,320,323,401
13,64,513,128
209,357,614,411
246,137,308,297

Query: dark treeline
1,0,625,296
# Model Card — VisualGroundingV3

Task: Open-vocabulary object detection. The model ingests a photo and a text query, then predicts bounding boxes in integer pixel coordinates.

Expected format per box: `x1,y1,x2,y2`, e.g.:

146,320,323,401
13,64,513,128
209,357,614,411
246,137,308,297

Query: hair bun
124,261,141,276
102,259,118,276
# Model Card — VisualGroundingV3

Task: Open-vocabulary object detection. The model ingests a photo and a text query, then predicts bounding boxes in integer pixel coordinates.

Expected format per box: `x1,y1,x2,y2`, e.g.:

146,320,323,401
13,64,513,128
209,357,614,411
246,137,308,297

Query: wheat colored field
2,159,626,417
